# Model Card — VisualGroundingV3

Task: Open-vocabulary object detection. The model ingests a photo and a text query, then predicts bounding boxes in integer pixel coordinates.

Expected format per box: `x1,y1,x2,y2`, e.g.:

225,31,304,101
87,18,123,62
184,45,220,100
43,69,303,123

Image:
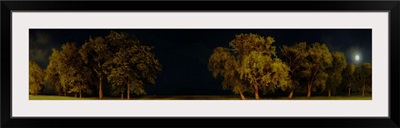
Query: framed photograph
1,0,399,128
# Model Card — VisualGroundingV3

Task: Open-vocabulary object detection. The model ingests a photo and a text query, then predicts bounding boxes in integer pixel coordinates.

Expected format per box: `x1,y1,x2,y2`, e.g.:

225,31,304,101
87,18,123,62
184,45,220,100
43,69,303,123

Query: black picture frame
1,1,399,128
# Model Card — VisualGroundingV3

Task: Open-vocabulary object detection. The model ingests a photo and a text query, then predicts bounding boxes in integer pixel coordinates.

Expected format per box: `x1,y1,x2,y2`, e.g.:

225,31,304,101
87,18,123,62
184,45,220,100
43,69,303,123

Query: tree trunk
254,84,260,100
35,92,38,95
348,88,351,96
328,90,331,97
121,92,124,99
127,84,130,100
239,90,245,100
64,92,67,96
362,85,365,96
79,83,82,98
99,77,103,100
74,93,77,98
307,84,312,98
288,90,294,99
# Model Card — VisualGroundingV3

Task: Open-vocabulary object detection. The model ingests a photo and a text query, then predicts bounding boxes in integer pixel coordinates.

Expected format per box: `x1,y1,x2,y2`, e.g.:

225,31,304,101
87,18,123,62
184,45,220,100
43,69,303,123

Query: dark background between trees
29,29,372,99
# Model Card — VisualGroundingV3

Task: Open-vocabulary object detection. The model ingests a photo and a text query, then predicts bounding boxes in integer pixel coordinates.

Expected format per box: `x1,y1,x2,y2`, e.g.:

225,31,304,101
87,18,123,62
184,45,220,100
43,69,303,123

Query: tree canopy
280,42,308,98
208,47,251,100
29,31,372,99
209,33,291,100
56,43,92,98
354,62,372,96
39,31,162,99
342,63,356,96
45,49,63,95
326,52,347,96
79,36,110,99
29,60,45,95
300,42,333,98
103,31,162,99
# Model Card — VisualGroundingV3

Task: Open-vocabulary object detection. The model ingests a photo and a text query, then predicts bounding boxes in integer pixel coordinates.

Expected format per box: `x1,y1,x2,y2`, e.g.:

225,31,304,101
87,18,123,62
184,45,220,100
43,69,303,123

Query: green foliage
239,51,291,93
79,36,110,76
79,34,113,99
280,42,308,91
45,49,63,95
56,43,92,97
361,63,372,87
37,31,372,99
354,62,372,95
268,59,292,91
342,63,356,89
229,33,276,59
103,31,162,98
300,42,333,97
326,52,347,95
208,47,251,96
313,72,329,91
208,47,234,78
209,33,291,99
29,60,45,95
42,31,161,99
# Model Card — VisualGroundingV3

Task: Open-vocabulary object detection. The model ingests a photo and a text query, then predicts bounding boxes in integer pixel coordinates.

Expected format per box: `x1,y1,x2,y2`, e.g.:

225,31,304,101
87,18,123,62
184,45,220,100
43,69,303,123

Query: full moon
355,55,360,61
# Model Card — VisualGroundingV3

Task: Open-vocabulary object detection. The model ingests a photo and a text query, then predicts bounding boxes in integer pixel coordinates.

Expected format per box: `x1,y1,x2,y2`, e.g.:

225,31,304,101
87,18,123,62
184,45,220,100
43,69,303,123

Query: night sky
29,29,372,96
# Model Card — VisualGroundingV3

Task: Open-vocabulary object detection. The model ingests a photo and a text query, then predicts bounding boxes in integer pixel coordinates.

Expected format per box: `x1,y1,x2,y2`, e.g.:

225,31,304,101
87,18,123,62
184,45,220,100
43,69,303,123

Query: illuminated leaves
57,43,92,97
301,42,333,96
233,34,291,95
354,62,372,95
43,31,161,99
208,47,235,78
229,33,277,59
45,49,63,94
29,60,45,95
280,42,308,92
326,52,347,94
103,31,162,98
342,63,356,88
208,47,250,96
209,33,291,99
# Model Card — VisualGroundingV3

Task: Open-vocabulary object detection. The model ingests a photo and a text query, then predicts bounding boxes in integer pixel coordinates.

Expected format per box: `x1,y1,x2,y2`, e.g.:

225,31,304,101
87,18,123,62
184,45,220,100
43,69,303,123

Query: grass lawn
277,96,371,100
29,95,120,100
29,95,372,100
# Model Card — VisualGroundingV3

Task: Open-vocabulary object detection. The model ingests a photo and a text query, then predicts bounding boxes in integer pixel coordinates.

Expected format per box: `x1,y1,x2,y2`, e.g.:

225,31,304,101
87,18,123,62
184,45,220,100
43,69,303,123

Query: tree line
30,32,372,100
29,31,162,99
208,33,372,100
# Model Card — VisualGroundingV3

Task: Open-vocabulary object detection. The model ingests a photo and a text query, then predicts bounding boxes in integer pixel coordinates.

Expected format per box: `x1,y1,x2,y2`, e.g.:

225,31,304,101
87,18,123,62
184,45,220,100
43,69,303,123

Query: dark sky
29,29,372,95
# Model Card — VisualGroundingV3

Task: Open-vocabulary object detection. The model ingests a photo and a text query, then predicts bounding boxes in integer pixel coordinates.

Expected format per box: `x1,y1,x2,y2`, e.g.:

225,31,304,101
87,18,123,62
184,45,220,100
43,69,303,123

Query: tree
326,52,347,96
29,60,45,95
45,49,64,95
230,33,291,100
342,64,356,96
208,47,251,100
354,62,372,96
104,31,162,100
301,43,332,98
58,42,92,98
79,36,111,99
280,42,308,98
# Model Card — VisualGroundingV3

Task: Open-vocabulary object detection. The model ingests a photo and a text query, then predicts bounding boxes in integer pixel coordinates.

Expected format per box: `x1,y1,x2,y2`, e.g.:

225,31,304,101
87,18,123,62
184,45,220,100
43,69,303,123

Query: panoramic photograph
29,29,372,100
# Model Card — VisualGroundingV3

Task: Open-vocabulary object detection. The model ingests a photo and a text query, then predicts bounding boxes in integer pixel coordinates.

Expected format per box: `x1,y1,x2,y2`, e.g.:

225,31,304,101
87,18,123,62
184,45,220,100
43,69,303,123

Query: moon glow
355,55,360,61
